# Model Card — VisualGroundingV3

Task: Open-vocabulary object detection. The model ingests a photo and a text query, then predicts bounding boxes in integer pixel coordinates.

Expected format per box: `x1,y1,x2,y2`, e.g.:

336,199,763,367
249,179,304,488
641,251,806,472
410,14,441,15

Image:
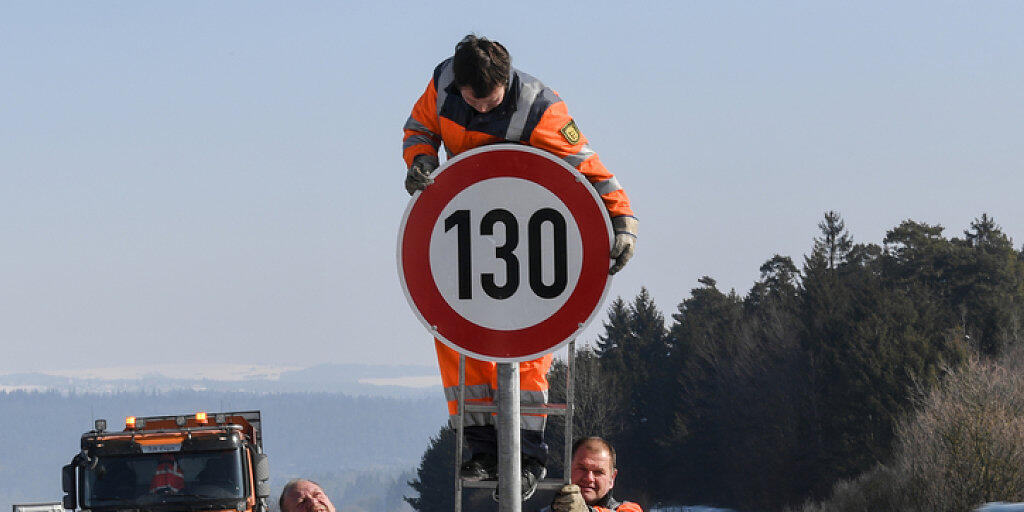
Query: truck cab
62,411,270,512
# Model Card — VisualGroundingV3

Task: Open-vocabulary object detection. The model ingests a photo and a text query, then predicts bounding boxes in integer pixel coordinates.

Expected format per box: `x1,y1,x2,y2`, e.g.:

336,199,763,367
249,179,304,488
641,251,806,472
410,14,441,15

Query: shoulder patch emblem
559,119,581,145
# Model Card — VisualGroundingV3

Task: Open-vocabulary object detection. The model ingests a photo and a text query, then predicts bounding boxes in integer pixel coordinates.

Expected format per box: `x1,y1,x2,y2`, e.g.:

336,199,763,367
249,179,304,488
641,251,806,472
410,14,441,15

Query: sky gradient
3,1,1023,373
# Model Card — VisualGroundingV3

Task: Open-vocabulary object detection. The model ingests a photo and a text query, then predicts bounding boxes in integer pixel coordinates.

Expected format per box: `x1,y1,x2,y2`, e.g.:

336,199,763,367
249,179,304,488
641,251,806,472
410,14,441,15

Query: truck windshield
82,450,245,509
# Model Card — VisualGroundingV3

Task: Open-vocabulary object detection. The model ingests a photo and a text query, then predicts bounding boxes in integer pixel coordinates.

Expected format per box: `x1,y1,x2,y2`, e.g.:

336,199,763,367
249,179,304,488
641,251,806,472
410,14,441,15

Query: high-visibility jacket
537,495,642,512
592,497,643,512
405,58,635,437
403,57,635,220
149,454,185,494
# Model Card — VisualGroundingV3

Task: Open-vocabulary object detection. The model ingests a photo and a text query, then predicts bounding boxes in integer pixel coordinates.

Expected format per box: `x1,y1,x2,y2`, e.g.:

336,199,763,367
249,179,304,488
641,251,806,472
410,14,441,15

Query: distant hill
0,362,441,397
0,385,449,511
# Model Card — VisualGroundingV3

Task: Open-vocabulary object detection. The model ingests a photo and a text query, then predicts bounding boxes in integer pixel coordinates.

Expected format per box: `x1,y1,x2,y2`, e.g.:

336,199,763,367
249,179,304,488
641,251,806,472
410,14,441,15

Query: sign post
398,145,614,511
496,363,521,510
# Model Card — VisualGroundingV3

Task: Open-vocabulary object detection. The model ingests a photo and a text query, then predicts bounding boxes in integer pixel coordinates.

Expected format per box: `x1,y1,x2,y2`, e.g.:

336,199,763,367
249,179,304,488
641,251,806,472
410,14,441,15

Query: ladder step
453,341,576,512
461,478,568,491
464,402,567,415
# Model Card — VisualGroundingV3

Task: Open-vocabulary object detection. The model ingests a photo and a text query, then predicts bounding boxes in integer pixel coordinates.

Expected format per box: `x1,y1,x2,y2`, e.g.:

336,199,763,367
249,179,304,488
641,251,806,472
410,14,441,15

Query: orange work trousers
435,339,553,433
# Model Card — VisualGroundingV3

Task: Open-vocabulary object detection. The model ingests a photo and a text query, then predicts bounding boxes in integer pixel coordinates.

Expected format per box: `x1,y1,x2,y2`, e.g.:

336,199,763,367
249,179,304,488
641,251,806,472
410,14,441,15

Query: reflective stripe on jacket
436,340,553,432
537,496,642,512
403,58,634,219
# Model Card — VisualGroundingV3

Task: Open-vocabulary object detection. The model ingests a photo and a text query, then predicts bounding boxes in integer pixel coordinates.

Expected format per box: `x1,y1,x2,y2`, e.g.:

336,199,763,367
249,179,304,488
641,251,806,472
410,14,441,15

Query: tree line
406,212,1024,511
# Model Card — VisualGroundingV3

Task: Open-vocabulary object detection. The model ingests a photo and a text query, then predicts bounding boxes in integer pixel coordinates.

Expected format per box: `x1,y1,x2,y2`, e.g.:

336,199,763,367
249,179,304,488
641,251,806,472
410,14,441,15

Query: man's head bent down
453,34,510,113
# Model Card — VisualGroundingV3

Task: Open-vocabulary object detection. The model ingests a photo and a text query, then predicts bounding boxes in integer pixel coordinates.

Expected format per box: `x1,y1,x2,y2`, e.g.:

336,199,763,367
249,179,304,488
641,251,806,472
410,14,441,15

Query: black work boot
521,456,546,501
491,456,547,502
459,452,498,481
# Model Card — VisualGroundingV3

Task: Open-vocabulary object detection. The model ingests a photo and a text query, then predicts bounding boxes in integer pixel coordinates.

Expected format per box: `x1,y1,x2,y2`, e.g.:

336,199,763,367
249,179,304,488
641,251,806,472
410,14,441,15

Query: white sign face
429,177,584,330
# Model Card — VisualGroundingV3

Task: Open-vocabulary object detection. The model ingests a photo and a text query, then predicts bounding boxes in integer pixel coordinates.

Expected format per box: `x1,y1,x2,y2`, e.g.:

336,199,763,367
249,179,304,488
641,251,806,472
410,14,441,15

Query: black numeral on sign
528,208,567,298
444,209,569,300
444,209,472,299
480,209,520,300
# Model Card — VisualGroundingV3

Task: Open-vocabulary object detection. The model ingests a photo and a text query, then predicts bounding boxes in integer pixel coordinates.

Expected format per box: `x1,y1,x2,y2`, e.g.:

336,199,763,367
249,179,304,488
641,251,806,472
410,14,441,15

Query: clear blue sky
2,1,1023,373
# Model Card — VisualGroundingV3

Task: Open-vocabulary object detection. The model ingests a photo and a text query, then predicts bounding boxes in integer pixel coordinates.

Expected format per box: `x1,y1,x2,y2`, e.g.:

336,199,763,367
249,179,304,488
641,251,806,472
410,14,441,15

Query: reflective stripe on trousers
435,339,553,432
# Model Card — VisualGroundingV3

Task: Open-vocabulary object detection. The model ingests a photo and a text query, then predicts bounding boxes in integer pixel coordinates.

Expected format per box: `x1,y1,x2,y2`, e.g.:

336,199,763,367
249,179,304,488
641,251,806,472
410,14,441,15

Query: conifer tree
817,210,854,270
594,297,631,360
662,277,745,504
405,427,456,512
951,214,1024,355
593,288,668,506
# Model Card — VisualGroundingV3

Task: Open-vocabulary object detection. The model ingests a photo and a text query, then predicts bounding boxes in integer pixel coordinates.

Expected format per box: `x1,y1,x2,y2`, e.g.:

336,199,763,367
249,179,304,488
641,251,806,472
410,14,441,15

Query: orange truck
61,411,270,512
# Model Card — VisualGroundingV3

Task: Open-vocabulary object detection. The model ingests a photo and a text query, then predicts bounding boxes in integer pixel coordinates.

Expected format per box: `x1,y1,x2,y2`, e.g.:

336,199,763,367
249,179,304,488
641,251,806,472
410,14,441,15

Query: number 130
444,208,568,300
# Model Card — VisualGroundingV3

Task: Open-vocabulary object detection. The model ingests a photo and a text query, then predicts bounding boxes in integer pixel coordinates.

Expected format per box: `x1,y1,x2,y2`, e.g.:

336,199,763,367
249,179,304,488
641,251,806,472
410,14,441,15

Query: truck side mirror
253,454,270,499
62,464,77,510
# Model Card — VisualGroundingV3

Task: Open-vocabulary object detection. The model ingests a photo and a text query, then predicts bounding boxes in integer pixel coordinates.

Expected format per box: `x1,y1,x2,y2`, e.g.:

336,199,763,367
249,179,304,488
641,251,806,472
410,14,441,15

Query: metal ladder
454,340,576,511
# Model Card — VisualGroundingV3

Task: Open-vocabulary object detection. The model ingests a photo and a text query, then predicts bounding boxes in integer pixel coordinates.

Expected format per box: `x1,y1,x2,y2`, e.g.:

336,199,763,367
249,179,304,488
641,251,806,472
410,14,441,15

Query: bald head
279,479,335,512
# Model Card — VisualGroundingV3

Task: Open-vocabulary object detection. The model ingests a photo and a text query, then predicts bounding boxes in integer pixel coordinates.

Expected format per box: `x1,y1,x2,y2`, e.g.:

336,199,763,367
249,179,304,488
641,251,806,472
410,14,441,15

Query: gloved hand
551,484,588,512
405,155,439,195
609,216,638,275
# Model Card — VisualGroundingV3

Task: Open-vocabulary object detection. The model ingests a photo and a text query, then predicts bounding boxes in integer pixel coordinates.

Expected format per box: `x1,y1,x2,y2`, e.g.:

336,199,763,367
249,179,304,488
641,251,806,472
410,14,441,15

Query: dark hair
453,34,511,98
571,436,617,469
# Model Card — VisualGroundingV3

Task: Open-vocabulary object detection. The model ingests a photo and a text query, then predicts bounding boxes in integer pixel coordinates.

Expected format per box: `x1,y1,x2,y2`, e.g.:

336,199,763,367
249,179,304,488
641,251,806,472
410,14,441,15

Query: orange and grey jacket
538,494,642,512
403,58,634,219
592,496,643,512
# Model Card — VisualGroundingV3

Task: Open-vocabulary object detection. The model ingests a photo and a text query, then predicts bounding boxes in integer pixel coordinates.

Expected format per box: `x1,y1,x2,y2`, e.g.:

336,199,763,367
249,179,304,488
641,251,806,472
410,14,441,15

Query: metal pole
564,339,575,484
455,355,466,512
496,362,521,512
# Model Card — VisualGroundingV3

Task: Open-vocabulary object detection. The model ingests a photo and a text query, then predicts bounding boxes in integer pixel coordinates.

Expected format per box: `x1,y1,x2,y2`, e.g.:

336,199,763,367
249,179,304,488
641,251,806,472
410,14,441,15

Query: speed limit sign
398,145,613,362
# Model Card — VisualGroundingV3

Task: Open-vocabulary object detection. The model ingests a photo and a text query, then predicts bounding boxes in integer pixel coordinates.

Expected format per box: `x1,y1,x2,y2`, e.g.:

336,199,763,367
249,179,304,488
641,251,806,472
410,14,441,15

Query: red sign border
397,145,613,362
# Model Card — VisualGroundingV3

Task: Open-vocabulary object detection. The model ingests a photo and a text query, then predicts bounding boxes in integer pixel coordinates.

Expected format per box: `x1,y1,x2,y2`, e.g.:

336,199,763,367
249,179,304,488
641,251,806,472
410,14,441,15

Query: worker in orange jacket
543,437,643,512
402,34,638,500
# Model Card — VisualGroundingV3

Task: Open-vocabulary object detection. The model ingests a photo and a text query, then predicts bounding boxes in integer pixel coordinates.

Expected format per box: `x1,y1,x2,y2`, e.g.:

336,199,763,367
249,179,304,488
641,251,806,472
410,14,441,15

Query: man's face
459,85,505,114
569,446,617,505
284,480,336,512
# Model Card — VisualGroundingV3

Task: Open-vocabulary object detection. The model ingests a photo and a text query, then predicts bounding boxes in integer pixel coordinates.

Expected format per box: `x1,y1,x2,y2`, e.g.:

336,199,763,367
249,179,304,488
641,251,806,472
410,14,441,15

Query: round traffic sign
398,145,613,361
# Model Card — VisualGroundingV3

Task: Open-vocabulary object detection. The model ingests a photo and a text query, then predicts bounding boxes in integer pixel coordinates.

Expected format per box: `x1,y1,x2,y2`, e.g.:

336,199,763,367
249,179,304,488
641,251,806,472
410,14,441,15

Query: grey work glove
609,216,638,275
551,484,589,512
404,155,438,195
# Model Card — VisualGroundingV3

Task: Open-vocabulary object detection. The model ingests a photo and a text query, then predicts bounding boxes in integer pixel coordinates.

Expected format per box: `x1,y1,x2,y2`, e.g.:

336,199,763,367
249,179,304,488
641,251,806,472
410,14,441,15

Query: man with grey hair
278,479,336,512
542,437,642,512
